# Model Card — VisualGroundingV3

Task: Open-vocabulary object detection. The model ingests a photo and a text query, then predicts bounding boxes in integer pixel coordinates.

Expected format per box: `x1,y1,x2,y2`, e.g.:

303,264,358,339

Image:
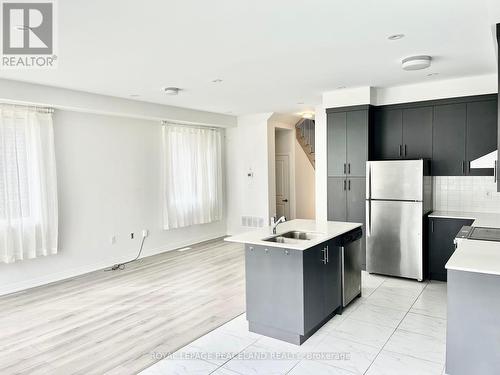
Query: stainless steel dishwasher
334,227,363,308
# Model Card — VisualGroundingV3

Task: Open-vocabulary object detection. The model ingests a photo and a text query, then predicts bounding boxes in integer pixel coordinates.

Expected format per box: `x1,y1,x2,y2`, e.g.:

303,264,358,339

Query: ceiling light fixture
388,34,405,40
212,79,223,83
162,87,181,95
402,55,432,71
302,112,314,119
337,86,346,89
129,94,140,97
297,101,304,105
427,72,439,77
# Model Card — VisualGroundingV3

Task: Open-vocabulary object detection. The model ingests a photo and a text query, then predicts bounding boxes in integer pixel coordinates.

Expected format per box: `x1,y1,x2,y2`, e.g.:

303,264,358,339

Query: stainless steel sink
263,231,324,244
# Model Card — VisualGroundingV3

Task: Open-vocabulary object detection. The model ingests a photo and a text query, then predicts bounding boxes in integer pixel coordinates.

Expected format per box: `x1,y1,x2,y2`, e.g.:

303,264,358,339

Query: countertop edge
224,221,362,251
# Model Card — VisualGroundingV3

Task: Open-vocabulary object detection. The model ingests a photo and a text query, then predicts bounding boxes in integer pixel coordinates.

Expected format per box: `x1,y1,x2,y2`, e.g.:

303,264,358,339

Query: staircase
295,118,315,168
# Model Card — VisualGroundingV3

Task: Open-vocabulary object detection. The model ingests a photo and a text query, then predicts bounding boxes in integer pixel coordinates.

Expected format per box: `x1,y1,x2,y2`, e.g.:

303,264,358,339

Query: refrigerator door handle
366,200,371,237
366,163,372,199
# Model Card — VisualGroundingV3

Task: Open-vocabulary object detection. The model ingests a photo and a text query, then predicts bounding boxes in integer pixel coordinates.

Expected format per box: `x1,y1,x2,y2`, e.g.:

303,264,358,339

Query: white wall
0,110,227,295
295,140,315,219
225,113,272,235
374,74,497,105
315,106,328,221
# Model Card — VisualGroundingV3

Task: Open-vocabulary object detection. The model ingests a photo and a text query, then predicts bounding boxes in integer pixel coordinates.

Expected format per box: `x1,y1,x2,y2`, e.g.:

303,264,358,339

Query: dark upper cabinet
346,110,369,176
466,101,497,176
402,106,433,159
372,109,402,159
327,112,346,177
428,217,473,281
327,108,369,177
372,107,433,160
432,103,467,176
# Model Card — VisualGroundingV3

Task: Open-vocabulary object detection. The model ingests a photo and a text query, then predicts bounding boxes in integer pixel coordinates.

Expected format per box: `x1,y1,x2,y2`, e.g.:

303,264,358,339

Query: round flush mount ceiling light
162,87,181,95
302,112,314,119
388,34,405,40
402,55,432,71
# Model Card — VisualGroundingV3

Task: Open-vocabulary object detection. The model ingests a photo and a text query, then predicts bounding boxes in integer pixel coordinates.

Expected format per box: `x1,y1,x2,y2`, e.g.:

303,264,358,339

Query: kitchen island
431,211,500,375
225,219,362,345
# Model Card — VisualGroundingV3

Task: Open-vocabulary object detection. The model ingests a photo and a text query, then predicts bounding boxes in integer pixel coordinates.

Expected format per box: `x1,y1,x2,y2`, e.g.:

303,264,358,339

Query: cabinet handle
461,161,465,175
399,145,402,157
431,220,434,233
495,160,497,183
326,245,329,263
343,180,346,191
321,247,327,264
404,144,407,157
348,163,351,174
348,180,351,190
343,163,346,174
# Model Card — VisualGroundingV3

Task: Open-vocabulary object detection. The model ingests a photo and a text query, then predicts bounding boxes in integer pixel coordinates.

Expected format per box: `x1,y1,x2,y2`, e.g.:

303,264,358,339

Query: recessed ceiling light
129,94,140,97
297,101,304,105
427,72,439,77
302,112,314,119
402,55,432,71
212,79,223,83
388,34,405,40
162,87,181,95
337,86,346,89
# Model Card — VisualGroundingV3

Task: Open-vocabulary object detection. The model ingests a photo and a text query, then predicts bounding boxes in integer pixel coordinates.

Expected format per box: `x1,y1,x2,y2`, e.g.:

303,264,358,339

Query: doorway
275,153,290,218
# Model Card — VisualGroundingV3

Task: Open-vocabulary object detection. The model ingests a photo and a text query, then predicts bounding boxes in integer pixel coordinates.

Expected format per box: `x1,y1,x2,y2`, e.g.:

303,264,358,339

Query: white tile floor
141,272,447,375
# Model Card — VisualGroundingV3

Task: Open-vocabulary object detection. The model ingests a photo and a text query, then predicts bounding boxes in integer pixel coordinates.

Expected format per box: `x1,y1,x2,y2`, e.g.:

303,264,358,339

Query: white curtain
162,124,222,229
0,106,58,263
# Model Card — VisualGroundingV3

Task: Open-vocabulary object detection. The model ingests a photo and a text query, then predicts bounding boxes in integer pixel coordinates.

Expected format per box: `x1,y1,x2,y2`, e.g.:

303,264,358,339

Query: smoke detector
402,55,432,71
163,87,181,95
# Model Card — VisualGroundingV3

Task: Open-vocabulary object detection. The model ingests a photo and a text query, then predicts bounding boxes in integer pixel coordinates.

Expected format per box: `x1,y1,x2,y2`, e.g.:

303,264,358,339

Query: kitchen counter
429,210,500,228
225,219,362,250
429,211,500,276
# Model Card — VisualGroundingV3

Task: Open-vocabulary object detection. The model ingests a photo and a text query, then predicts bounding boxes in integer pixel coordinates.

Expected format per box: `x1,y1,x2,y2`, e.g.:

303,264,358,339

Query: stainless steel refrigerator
366,160,432,281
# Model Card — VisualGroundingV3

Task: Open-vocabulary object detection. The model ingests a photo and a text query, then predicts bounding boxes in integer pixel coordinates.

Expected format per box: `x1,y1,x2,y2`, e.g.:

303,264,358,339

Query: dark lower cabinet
428,217,474,281
327,177,366,269
245,241,342,344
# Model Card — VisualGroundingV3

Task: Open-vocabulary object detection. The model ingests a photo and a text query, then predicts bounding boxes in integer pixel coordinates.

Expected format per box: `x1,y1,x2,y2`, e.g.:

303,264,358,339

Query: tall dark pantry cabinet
327,105,370,269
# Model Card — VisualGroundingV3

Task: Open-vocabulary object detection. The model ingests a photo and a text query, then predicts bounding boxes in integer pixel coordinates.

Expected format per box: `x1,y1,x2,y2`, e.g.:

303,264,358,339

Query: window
0,106,58,263
161,124,222,230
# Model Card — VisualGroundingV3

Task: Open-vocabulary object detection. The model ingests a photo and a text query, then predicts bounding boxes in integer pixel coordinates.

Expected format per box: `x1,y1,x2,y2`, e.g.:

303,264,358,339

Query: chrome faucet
271,215,286,234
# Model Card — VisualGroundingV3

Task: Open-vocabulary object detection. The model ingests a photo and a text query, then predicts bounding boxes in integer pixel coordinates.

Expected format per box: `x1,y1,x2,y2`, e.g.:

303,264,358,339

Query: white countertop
224,219,362,251
429,210,500,228
431,211,500,276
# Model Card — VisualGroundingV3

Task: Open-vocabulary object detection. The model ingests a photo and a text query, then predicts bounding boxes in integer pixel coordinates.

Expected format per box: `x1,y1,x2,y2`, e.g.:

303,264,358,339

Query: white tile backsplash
433,176,500,213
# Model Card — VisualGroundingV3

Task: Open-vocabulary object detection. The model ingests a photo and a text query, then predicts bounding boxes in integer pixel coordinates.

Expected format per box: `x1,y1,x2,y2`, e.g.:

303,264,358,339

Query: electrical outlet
130,232,134,239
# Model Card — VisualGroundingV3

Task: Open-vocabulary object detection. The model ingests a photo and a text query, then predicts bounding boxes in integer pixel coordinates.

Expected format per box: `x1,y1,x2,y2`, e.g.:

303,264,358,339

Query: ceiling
1,0,500,115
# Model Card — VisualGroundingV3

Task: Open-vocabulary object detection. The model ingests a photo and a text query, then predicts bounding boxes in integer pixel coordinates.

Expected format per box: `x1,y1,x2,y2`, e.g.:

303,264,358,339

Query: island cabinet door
303,244,326,333
323,240,342,315
245,245,304,334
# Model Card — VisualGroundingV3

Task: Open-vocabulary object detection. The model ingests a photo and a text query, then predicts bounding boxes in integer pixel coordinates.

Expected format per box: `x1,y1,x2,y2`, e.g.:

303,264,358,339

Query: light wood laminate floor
0,238,245,375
